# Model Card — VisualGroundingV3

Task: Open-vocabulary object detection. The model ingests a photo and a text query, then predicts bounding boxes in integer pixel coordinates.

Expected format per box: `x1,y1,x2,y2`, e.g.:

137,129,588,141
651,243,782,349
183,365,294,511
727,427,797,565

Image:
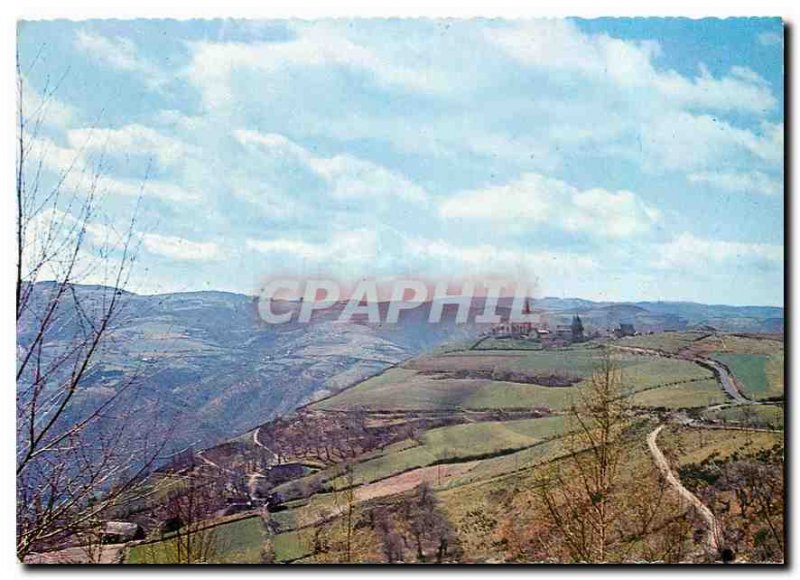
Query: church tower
571,315,584,342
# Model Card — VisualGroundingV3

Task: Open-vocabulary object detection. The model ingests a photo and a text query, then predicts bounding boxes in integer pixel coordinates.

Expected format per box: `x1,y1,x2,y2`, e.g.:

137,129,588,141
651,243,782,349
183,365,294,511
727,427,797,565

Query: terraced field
612,331,710,353
340,415,569,486
473,337,543,350
437,422,783,564
684,334,783,400
271,531,312,563
703,404,784,429
629,379,729,409
658,425,783,467
267,427,577,553
265,340,759,562
126,516,265,564
712,352,779,400
314,347,713,412
134,334,784,564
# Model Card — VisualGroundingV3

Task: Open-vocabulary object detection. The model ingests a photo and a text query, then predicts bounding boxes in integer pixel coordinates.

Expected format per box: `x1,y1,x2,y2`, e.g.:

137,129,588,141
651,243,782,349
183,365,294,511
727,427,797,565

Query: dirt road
698,357,751,405
647,424,722,555
253,427,279,466
610,344,752,405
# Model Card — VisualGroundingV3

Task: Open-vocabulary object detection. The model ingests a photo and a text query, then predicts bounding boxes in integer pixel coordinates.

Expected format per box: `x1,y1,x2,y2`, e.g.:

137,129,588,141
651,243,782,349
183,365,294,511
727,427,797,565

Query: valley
29,325,781,564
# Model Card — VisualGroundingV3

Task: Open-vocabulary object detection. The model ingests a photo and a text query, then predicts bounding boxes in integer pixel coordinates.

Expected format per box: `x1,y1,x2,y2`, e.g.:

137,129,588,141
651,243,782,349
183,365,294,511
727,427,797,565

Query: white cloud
439,172,556,224
186,23,446,108
641,112,783,170
186,20,780,187
565,189,661,238
487,20,775,114
100,176,199,203
245,238,327,261
655,233,783,270
24,134,82,174
439,173,659,239
234,129,427,204
75,30,165,90
233,130,308,159
24,133,198,203
21,19,782,305
309,155,427,203
246,229,378,266
688,170,782,196
21,78,75,129
403,236,597,285
68,124,191,167
21,207,133,286
142,233,223,261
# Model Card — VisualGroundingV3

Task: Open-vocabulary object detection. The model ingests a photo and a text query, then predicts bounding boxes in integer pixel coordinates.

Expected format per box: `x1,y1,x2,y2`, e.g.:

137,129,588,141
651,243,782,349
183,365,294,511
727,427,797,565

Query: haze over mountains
17,283,783,452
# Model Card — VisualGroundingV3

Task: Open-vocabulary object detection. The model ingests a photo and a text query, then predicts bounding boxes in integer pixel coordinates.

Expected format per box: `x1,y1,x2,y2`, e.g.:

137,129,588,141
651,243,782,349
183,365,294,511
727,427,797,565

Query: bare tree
337,463,357,563
405,482,455,563
537,353,629,562
374,508,405,563
16,54,166,560
142,476,223,564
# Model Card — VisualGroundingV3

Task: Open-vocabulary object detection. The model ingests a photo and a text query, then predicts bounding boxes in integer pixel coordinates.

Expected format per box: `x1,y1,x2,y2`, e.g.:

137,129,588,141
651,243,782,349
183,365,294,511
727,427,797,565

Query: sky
17,18,784,306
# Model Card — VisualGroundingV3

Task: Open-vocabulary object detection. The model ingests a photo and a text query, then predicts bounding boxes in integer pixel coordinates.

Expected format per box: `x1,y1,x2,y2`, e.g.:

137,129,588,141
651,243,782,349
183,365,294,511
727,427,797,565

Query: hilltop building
613,323,636,338
553,315,585,343
489,298,548,339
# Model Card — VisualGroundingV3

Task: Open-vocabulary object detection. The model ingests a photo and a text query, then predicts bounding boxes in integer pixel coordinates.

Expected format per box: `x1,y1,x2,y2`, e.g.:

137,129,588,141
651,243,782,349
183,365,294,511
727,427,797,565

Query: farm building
100,521,144,544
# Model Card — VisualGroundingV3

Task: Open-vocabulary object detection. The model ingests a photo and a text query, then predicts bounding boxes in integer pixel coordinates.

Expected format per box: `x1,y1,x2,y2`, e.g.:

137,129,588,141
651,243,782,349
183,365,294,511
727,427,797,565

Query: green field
611,331,709,353
629,379,727,409
713,352,775,399
334,415,570,487
660,425,783,467
703,404,784,429
422,415,568,455
126,516,265,564
432,346,603,374
473,337,543,350
444,436,570,487
271,531,312,562
273,428,576,539
314,347,712,412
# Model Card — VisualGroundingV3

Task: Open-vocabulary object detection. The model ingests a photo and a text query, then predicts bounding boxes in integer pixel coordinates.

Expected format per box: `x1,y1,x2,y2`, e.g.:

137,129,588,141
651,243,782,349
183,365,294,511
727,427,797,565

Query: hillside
77,328,785,565
17,283,783,455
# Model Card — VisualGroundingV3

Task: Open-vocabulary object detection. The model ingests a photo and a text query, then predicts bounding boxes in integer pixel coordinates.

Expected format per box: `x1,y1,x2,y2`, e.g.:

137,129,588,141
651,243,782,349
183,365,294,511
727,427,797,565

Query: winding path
196,450,231,473
610,344,752,405
249,427,281,501
697,357,751,405
253,427,279,466
647,424,722,555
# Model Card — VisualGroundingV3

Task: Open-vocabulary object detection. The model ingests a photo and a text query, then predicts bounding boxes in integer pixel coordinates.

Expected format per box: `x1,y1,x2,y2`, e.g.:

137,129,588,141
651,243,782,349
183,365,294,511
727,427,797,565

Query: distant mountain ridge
527,296,783,333
17,284,783,452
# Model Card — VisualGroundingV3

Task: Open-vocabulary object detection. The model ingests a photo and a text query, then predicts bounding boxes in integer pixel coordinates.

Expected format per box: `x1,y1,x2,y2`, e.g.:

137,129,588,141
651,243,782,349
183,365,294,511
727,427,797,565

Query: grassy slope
694,335,784,400
315,347,712,412
629,379,728,409
437,422,783,563
713,353,774,399
473,337,543,350
702,404,784,429
611,331,710,353
659,425,783,466
126,516,265,564
338,415,570,487
271,531,313,562
210,335,785,563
